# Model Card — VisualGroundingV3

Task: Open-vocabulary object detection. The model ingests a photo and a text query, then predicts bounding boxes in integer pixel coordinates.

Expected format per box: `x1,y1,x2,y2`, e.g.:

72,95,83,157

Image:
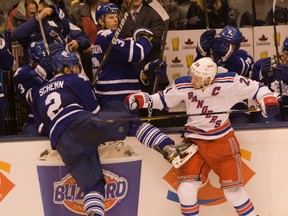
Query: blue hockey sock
83,191,105,216
136,122,174,149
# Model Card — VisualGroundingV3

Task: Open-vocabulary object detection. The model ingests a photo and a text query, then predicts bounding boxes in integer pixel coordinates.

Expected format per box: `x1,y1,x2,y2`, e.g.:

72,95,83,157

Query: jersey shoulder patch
214,72,237,84
174,76,193,90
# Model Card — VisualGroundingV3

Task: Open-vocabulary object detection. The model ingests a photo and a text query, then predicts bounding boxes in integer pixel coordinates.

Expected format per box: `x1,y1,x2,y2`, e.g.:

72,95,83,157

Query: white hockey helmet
189,57,217,85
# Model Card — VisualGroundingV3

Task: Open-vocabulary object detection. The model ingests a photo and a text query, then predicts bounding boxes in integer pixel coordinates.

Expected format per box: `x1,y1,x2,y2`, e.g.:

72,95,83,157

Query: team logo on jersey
0,161,15,202
53,169,128,214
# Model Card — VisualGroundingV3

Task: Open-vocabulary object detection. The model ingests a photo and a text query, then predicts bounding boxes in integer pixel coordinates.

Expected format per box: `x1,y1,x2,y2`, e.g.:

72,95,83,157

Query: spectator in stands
184,0,237,30
69,0,109,80
12,0,91,69
6,0,43,31
120,0,169,93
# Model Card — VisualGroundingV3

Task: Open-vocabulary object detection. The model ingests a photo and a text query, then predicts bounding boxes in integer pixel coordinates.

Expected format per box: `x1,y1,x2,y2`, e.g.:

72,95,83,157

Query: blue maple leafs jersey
92,29,153,104
31,74,100,149
13,64,45,105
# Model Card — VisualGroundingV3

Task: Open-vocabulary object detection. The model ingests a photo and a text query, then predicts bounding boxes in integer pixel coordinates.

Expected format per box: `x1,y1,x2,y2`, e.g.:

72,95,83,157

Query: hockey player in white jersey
92,2,193,166
125,57,279,216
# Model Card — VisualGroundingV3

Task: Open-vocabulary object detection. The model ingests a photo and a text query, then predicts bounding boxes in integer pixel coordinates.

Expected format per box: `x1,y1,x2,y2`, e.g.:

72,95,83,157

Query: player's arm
96,29,153,63
70,75,100,113
124,77,188,110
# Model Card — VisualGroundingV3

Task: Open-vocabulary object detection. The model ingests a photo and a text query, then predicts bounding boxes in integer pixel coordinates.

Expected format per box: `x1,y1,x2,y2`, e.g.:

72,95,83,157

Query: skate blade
172,144,198,169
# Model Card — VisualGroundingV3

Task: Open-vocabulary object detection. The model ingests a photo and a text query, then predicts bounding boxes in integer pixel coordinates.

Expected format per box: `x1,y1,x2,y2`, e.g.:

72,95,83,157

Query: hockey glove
272,64,288,84
212,38,233,62
124,92,152,110
34,55,54,80
196,29,216,56
133,28,154,42
260,57,272,79
140,59,160,84
260,93,280,118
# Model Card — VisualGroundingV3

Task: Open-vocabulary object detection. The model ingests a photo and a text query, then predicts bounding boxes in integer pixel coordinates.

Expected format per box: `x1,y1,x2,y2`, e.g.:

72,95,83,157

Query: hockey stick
35,0,50,55
92,108,260,123
92,0,137,85
272,0,285,120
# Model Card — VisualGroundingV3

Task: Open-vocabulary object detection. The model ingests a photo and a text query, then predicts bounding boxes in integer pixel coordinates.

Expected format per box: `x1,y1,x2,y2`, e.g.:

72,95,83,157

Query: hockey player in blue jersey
13,40,62,135
92,2,194,167
13,1,90,65
252,37,288,122
196,25,254,124
125,57,279,216
31,50,134,216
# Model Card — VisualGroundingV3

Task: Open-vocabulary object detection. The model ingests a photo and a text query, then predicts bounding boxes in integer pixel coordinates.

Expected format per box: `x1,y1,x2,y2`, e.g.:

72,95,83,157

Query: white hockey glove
124,92,152,110
259,93,280,118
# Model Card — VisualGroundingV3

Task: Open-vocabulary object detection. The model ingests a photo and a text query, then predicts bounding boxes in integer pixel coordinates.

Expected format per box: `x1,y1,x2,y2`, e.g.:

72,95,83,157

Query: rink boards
0,125,288,216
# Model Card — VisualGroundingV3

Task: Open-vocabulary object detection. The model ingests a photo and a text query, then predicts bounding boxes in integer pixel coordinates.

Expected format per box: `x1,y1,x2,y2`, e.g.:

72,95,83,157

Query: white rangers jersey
151,72,274,140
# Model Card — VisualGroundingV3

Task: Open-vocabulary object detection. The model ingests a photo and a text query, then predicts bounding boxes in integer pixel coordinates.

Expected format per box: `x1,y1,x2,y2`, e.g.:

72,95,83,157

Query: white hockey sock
178,181,201,216
83,191,105,216
223,187,256,216
135,122,174,149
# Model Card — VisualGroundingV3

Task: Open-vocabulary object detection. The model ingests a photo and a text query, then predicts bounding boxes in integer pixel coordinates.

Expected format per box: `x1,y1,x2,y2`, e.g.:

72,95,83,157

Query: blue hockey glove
141,59,160,83
212,38,233,62
196,29,216,56
49,43,65,55
34,55,54,80
260,57,272,79
156,61,167,76
272,64,288,83
133,28,154,42
260,93,280,118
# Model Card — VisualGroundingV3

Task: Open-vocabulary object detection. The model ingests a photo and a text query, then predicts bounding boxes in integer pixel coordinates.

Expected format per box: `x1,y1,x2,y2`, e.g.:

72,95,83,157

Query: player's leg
56,132,106,216
177,181,201,216
223,187,256,216
207,131,256,216
177,150,210,215
134,121,195,166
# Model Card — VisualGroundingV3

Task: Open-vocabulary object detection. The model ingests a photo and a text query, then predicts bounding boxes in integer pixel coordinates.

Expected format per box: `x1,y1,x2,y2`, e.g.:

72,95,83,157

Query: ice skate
155,142,198,169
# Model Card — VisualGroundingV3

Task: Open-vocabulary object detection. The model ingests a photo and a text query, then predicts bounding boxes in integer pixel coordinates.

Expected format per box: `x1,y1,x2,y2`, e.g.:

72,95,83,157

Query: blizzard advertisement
37,160,142,216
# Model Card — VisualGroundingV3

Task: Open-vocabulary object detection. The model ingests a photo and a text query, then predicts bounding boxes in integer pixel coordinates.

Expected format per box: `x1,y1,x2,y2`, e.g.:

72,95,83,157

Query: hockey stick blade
91,108,261,123
172,144,198,169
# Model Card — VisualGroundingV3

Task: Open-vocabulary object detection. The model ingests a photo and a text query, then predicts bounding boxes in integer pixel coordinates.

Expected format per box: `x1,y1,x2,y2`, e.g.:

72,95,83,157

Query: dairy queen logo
53,169,128,215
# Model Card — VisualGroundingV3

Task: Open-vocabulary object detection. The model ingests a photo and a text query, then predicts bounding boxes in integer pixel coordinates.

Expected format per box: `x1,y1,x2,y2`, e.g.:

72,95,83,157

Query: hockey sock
178,181,201,216
135,122,174,149
83,191,105,216
223,187,256,216
180,203,199,216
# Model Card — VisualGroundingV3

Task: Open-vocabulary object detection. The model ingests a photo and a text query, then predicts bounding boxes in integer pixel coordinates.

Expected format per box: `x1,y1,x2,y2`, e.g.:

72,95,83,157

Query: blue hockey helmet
52,51,80,73
283,37,288,52
96,2,119,22
28,40,48,62
220,25,243,45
